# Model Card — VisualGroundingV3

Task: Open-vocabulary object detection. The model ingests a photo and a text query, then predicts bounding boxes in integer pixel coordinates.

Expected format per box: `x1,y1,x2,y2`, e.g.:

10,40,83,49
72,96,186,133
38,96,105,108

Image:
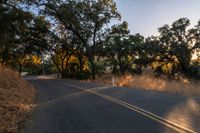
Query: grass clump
91,73,200,96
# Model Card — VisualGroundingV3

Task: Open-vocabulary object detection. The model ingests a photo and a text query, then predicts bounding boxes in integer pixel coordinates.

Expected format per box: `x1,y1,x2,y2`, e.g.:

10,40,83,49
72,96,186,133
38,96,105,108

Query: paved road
22,79,200,133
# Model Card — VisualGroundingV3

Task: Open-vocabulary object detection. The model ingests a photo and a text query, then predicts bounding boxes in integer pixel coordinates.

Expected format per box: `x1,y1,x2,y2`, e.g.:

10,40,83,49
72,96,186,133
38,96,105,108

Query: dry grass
92,73,200,96
0,65,35,133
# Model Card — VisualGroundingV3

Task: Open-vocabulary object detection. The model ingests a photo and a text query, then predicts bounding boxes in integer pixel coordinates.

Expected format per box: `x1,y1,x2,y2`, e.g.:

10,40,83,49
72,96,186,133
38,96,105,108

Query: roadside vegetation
0,0,199,132
0,65,35,132
0,1,199,92
90,73,200,96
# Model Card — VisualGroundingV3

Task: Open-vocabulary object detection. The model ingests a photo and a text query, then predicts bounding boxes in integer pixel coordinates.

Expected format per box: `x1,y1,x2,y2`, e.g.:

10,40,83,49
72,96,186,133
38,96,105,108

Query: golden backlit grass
92,73,200,96
0,65,35,133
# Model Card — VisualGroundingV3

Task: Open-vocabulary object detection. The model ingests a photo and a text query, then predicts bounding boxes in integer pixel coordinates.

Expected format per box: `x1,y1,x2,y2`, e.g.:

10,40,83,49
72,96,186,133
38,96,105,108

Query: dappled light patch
164,98,200,133
0,65,35,132
36,74,57,79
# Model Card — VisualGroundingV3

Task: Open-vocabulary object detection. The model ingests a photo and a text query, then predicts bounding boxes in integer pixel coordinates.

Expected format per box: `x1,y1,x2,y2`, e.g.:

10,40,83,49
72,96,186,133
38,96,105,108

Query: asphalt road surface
22,79,200,133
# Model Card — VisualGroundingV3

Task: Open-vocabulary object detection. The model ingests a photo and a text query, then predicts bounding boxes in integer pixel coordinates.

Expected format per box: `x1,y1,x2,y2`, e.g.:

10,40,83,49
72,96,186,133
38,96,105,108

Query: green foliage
37,0,120,79
0,0,49,73
0,0,199,80
140,18,200,79
103,21,144,75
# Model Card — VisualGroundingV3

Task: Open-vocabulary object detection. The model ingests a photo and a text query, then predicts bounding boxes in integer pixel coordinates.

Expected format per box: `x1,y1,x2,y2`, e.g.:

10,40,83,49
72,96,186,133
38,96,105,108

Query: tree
104,21,130,74
47,26,76,78
47,28,89,78
38,0,120,79
143,18,200,78
0,0,49,73
15,16,49,73
104,21,145,74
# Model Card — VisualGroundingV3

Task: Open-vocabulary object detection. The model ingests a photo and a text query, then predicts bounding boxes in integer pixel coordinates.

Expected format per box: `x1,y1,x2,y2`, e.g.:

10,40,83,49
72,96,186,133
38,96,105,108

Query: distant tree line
0,0,199,80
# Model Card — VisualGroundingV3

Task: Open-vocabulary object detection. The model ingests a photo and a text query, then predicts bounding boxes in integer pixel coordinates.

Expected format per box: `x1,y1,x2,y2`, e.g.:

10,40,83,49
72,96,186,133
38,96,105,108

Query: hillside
0,65,35,133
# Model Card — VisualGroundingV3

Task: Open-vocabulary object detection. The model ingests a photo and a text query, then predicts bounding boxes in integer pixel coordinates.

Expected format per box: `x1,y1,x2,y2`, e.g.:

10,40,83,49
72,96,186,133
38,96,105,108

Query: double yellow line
58,82,197,133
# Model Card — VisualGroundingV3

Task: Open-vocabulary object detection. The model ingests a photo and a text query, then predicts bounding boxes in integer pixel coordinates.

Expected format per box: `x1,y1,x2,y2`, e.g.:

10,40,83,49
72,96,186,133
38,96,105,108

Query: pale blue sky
114,0,200,37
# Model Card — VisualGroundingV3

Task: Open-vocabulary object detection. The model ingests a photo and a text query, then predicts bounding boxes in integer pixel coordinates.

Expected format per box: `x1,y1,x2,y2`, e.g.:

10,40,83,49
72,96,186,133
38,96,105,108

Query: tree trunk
19,64,22,77
177,57,190,74
84,41,96,80
77,55,83,79
50,53,63,78
2,53,6,64
61,72,66,78
88,55,95,80
118,55,125,75
119,63,125,75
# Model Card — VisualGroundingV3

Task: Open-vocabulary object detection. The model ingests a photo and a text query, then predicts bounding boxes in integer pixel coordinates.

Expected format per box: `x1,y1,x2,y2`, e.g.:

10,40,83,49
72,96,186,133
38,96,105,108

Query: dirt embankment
0,65,35,133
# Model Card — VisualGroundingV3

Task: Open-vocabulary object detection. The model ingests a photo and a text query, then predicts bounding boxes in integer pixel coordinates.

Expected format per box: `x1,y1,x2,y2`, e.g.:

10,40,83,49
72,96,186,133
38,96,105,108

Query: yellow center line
56,81,197,133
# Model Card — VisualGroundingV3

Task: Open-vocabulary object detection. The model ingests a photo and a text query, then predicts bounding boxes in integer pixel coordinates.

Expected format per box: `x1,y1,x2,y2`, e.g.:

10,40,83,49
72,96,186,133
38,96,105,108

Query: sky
114,0,200,37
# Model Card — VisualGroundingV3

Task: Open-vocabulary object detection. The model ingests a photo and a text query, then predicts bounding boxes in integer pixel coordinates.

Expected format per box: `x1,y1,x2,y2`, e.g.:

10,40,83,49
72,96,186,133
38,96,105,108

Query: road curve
22,79,200,133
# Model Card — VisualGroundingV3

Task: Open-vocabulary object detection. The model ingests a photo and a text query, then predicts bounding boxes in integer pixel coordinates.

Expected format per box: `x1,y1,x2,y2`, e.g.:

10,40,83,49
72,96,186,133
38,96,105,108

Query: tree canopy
0,0,199,80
